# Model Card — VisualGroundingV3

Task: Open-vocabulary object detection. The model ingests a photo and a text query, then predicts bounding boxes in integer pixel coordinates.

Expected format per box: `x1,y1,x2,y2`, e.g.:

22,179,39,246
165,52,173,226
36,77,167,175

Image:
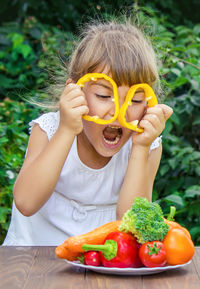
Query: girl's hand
132,104,173,147
59,83,89,135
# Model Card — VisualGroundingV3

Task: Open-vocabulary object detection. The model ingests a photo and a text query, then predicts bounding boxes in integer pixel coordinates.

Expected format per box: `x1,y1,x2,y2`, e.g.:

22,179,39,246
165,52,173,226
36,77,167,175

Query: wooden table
0,246,199,289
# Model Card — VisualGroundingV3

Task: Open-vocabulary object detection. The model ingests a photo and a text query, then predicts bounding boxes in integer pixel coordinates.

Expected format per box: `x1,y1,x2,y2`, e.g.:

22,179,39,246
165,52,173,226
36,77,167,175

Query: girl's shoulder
29,111,60,140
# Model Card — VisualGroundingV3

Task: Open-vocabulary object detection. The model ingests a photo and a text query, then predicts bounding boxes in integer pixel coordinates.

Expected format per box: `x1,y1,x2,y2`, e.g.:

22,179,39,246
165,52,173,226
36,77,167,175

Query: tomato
83,251,101,266
139,241,167,268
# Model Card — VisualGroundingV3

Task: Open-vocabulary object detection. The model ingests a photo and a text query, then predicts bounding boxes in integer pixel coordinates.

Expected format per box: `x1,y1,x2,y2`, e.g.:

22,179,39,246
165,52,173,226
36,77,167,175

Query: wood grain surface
0,246,199,289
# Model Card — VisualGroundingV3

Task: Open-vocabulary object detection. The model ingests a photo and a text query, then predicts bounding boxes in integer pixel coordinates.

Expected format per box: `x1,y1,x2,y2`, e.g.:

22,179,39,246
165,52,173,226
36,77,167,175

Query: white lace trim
29,111,60,140
150,136,162,151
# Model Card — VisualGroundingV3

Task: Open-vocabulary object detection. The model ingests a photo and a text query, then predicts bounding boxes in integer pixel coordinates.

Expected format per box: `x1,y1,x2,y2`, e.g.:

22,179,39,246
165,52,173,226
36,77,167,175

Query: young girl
3,20,173,246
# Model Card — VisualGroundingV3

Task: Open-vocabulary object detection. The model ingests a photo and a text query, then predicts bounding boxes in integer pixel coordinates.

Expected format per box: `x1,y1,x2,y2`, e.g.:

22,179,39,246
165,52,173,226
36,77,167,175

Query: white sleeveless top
3,112,161,246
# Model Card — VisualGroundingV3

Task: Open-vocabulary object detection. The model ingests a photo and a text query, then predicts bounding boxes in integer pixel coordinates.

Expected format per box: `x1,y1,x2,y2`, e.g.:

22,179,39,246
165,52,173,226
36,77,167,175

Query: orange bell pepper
163,206,191,239
163,206,195,265
77,73,158,132
163,228,195,265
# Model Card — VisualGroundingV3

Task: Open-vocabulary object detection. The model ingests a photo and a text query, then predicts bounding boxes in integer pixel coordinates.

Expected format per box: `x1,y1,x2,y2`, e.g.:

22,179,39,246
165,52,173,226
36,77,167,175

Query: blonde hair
33,19,160,109
69,21,159,89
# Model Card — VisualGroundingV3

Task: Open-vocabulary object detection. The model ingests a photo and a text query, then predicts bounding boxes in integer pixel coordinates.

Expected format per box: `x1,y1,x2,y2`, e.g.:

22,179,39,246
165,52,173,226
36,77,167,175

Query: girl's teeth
103,135,120,145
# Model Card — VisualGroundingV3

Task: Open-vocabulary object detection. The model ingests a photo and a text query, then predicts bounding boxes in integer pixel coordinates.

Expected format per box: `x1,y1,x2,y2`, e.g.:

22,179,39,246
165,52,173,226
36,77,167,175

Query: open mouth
103,126,123,145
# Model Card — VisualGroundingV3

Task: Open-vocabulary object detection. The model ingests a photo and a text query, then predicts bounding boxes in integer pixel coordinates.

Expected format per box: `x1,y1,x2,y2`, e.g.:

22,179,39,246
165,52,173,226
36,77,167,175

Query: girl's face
78,71,147,159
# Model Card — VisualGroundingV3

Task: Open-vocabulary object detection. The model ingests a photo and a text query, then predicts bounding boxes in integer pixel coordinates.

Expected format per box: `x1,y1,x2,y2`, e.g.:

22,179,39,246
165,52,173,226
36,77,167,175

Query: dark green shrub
0,17,75,100
0,99,41,243
0,7,199,245
144,9,200,245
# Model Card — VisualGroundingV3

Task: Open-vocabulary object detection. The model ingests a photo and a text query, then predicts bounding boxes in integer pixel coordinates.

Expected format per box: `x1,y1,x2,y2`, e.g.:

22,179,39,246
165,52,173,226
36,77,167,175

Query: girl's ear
66,78,75,85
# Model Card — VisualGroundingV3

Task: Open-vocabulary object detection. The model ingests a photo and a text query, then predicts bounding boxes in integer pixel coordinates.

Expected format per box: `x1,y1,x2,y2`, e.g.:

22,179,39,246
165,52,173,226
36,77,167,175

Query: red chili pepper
139,241,167,268
82,231,142,268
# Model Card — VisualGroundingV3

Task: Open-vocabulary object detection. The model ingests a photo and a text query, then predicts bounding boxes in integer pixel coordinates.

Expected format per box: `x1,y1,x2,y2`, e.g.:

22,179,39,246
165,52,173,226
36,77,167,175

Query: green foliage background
0,1,200,245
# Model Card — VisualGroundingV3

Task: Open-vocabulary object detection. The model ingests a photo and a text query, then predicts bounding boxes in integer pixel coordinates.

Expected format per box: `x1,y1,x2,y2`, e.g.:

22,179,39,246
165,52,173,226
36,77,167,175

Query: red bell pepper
82,231,142,268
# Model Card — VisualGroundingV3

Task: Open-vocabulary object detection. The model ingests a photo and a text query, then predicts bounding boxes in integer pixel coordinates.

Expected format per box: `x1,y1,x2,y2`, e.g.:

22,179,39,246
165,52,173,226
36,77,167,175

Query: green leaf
193,115,200,125
168,158,178,170
160,164,170,176
193,24,200,35
190,226,200,240
0,137,8,144
171,68,181,76
185,186,200,198
9,33,24,47
177,147,194,158
162,121,173,136
0,207,12,223
190,95,200,107
16,44,33,58
195,167,200,176
29,27,42,39
170,113,180,125
163,194,185,208
0,75,14,88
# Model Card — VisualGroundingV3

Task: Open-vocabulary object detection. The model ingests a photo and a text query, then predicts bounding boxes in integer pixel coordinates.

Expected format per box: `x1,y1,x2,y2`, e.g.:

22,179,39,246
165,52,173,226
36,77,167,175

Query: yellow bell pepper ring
118,83,158,133
76,73,119,125
76,73,158,132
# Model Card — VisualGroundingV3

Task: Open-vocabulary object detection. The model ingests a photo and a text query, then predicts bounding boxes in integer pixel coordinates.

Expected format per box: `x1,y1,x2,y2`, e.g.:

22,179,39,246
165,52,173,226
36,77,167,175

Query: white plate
65,260,192,275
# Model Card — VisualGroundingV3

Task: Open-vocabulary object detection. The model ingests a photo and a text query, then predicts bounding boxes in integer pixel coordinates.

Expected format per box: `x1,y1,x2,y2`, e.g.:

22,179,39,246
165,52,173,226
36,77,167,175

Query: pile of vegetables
55,197,195,268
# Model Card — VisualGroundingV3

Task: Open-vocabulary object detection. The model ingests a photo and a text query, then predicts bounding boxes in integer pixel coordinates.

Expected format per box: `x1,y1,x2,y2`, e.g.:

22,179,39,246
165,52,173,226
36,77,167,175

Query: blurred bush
141,8,200,244
0,5,200,245
0,17,75,243
0,17,75,100
1,0,200,31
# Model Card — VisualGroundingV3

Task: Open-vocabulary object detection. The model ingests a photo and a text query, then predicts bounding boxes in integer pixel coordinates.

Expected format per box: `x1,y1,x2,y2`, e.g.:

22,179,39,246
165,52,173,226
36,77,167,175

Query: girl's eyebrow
91,82,113,91
134,89,145,94
90,83,145,93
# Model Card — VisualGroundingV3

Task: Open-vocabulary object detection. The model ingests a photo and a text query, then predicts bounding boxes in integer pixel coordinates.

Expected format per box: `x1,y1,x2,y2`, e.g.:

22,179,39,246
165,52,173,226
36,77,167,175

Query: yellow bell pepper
118,83,158,132
77,73,158,132
76,73,119,125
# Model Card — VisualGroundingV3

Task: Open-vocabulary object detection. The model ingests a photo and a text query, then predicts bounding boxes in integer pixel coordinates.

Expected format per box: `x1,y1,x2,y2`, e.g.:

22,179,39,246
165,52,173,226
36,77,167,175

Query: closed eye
95,94,111,99
132,99,143,103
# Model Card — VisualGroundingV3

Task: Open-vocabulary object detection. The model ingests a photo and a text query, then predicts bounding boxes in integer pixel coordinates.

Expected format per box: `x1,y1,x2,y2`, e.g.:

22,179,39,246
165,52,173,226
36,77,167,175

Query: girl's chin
96,135,125,158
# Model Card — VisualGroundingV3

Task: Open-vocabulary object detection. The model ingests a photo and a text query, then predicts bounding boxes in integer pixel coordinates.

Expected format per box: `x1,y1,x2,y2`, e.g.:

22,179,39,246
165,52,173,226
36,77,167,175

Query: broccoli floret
119,197,169,244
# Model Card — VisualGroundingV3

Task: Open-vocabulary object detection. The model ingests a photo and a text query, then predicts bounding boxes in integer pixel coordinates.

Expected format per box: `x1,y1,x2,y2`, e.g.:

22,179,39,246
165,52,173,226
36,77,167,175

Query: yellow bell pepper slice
118,83,158,132
76,73,119,125
77,73,158,132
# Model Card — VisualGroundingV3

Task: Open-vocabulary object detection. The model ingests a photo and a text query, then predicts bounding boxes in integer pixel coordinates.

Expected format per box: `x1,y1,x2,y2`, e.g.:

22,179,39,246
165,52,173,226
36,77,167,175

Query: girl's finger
142,113,164,132
145,106,165,124
73,105,89,116
139,119,157,135
61,84,83,101
158,104,173,120
147,104,173,121
71,95,88,108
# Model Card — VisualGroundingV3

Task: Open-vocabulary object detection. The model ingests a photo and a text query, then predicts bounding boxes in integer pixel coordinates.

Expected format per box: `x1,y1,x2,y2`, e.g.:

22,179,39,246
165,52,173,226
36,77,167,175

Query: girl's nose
118,98,125,107
107,95,125,120
107,101,116,118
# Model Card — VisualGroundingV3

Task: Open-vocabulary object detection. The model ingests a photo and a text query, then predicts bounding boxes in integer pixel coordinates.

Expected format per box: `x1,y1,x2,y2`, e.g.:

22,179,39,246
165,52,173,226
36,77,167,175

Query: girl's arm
13,84,88,216
116,104,173,219
116,144,162,219
13,124,75,216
